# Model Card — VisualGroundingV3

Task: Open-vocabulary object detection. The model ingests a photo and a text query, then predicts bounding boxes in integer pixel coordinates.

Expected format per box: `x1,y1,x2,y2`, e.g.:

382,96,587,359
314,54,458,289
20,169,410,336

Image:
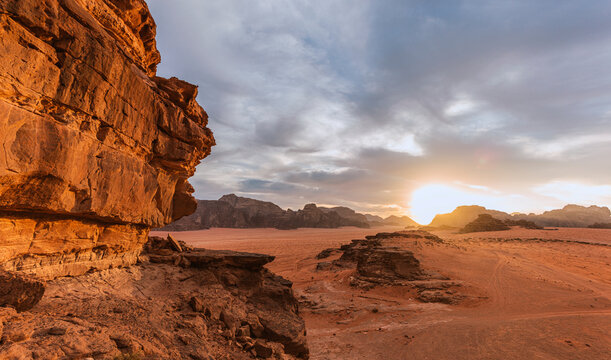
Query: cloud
147,0,611,216
533,181,611,206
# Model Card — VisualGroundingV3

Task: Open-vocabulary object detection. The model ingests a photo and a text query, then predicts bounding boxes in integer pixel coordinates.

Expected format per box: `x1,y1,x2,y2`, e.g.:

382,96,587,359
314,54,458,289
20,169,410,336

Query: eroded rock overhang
0,0,215,278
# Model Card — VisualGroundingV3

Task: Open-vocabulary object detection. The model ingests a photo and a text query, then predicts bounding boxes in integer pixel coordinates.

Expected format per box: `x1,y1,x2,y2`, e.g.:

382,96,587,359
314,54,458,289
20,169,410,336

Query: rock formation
379,215,420,227
159,194,423,231
0,236,308,359
459,214,510,233
318,206,370,227
429,205,512,228
518,205,611,228
429,204,611,229
0,0,214,278
314,231,464,303
159,194,371,230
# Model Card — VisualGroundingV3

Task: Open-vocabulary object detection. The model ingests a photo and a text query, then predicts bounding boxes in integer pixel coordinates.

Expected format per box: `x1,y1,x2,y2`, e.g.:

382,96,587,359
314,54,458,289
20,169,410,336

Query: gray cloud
148,0,611,217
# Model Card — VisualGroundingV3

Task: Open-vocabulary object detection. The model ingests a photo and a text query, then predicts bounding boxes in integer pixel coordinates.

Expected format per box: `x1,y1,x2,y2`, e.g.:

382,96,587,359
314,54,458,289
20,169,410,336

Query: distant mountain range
158,194,419,231
429,204,611,229
159,195,611,231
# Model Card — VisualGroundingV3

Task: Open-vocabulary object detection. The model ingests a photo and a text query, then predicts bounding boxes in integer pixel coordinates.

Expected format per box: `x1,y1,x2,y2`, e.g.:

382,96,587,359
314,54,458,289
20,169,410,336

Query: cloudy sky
147,0,611,224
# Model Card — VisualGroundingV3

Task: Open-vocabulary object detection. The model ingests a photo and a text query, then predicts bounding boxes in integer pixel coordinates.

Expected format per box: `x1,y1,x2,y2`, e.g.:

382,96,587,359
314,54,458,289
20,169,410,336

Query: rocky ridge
160,194,420,231
0,0,214,278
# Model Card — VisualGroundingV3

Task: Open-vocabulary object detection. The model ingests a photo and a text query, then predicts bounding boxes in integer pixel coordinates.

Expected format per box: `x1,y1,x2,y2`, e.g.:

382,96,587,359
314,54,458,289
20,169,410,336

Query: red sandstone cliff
0,0,215,278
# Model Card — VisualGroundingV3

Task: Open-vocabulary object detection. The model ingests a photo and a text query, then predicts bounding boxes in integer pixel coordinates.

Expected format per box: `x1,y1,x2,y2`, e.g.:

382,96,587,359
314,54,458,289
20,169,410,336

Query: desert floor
151,227,611,360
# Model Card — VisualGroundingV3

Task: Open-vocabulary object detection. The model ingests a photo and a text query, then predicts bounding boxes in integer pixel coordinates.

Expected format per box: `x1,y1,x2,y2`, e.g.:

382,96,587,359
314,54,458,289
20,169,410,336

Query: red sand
153,227,611,359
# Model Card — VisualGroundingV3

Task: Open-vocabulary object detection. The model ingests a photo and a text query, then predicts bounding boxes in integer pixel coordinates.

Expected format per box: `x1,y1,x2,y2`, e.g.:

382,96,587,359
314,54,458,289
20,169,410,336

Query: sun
408,183,503,225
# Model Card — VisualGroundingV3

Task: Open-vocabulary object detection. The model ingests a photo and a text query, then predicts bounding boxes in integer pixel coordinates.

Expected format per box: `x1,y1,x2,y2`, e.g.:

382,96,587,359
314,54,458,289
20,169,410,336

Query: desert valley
0,0,610,359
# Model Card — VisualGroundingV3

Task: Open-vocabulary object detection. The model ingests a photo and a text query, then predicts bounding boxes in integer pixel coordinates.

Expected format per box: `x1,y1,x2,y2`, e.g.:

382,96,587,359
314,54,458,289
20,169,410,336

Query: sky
147,0,611,224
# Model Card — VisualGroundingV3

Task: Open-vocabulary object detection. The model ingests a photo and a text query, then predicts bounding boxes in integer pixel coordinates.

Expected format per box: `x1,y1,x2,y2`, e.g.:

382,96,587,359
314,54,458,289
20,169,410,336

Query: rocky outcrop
0,236,309,359
0,0,214,278
459,214,510,233
143,236,309,359
315,231,464,303
159,194,370,230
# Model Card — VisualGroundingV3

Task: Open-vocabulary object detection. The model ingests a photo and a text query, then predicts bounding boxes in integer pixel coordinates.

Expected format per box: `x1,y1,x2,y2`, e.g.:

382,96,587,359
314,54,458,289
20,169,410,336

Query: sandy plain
151,227,611,359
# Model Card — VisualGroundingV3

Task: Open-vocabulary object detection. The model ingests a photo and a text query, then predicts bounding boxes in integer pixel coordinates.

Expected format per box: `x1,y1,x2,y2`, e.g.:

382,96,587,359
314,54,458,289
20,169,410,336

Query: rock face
0,0,214,278
160,194,371,230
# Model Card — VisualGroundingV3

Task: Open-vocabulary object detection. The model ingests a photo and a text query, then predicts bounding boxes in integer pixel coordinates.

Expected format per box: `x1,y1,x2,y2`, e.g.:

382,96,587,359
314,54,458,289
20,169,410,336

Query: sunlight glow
408,183,515,225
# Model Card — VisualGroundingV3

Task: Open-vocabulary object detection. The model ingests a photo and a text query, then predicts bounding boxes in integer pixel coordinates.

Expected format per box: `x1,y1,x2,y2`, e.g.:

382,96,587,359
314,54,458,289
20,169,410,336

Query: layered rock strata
0,0,214,278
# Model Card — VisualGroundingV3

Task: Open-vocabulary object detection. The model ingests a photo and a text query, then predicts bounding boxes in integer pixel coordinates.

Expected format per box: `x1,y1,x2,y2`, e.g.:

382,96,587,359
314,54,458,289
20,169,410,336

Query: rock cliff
0,0,214,278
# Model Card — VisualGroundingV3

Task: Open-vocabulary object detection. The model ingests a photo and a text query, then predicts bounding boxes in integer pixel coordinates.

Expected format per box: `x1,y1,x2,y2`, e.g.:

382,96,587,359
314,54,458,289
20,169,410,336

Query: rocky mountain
382,215,420,227
514,205,611,228
430,204,611,229
429,206,512,228
459,214,510,233
160,194,420,230
160,194,371,230
0,0,214,279
319,206,370,227
364,214,384,222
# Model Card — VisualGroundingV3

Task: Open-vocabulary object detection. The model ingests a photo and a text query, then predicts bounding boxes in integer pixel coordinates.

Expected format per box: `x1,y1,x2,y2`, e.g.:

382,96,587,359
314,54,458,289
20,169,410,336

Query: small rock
167,234,183,252
189,296,204,312
47,327,66,336
253,340,273,358
236,325,250,337
220,310,238,330
221,328,235,340
316,262,332,271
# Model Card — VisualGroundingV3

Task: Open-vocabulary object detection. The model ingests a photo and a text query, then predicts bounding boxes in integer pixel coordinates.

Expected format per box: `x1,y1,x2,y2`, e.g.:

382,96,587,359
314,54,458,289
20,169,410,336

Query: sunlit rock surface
0,0,214,278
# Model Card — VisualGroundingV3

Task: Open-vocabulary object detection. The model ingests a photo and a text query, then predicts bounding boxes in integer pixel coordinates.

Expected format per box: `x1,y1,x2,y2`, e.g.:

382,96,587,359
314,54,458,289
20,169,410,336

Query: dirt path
158,227,611,359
